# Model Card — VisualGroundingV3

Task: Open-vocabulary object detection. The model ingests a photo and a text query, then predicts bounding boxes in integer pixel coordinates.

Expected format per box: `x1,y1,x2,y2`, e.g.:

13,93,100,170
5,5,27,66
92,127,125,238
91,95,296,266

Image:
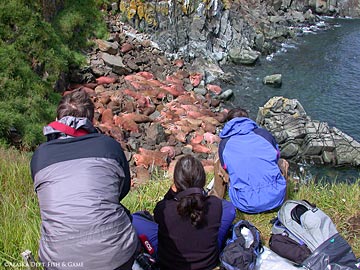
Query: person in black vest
132,155,235,270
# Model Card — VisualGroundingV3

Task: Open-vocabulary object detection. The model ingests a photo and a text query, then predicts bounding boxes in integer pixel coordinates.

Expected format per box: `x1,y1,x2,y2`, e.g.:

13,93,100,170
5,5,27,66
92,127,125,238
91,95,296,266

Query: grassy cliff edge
0,146,359,268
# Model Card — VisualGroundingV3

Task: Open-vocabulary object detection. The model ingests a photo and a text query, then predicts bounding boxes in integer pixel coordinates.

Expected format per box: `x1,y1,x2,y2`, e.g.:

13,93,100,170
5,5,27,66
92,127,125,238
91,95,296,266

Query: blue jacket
219,117,286,213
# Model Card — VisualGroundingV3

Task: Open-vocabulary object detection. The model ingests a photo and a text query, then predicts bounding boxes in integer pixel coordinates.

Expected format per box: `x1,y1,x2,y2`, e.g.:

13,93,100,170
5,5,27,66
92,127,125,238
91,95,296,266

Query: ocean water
222,17,360,183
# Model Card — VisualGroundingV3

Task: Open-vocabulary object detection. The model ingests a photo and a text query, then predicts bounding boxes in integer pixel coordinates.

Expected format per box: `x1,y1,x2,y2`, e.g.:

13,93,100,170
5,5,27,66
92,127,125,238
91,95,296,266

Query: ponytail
175,187,206,227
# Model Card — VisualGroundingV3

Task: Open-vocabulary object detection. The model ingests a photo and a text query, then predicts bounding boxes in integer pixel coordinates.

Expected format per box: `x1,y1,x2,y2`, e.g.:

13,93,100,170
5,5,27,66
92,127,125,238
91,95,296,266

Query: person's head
173,155,207,227
56,89,95,121
226,107,249,121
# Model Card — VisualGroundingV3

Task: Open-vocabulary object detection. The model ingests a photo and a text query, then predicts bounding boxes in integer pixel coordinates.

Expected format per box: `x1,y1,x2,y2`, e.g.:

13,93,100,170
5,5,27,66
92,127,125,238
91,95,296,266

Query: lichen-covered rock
257,96,360,167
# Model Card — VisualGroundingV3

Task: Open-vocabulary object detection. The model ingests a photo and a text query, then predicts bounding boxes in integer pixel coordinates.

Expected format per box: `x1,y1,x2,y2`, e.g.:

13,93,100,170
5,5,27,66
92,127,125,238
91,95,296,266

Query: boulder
257,96,360,167
263,74,282,88
228,47,260,65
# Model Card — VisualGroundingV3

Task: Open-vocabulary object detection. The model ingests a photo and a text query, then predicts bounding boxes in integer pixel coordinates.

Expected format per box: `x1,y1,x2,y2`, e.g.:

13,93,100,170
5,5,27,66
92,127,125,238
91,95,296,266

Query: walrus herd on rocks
64,20,233,187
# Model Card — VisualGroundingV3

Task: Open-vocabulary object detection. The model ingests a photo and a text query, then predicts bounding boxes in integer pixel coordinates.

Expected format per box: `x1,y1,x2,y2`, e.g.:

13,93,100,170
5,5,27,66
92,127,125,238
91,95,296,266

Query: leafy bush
0,0,108,150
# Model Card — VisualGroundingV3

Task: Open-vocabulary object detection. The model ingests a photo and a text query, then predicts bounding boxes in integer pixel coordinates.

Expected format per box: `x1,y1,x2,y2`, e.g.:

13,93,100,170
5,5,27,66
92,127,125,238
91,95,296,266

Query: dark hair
57,89,95,121
226,107,249,121
173,155,206,227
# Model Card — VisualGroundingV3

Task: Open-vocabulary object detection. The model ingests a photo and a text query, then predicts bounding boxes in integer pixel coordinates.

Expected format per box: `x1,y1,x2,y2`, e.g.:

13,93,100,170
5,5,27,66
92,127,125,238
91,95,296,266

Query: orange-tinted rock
125,113,151,123
174,59,184,68
96,76,117,85
142,105,156,116
124,74,146,82
98,94,111,105
137,71,154,80
173,70,189,79
191,133,204,144
121,42,133,53
147,79,164,87
133,148,168,169
174,130,187,143
160,85,184,97
201,122,217,133
203,132,220,144
122,100,136,113
160,146,176,159
189,73,202,87
101,108,114,125
190,143,211,154
206,84,222,95
211,99,221,107
165,75,184,85
187,110,204,119
199,116,220,126
184,118,203,128
114,115,139,133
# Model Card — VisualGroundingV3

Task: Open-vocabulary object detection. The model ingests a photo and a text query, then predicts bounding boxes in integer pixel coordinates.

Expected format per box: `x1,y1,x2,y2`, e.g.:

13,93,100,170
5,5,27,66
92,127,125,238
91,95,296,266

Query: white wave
281,43,297,49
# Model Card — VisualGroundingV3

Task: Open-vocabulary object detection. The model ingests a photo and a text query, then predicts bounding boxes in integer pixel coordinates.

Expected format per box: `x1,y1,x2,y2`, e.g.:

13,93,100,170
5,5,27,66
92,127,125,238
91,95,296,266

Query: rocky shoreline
65,3,360,186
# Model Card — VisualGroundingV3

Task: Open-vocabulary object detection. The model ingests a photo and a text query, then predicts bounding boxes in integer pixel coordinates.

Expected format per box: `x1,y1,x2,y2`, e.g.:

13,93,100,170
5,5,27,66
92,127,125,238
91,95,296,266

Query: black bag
220,220,263,270
269,233,311,264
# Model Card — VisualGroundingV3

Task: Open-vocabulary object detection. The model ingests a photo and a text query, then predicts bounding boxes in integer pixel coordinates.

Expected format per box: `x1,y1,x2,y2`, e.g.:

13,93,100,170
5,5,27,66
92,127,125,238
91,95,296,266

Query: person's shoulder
90,133,121,146
206,195,223,207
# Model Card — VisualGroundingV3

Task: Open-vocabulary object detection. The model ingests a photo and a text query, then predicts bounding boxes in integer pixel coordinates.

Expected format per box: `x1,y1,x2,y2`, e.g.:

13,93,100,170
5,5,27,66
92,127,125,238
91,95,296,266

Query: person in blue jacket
214,107,288,214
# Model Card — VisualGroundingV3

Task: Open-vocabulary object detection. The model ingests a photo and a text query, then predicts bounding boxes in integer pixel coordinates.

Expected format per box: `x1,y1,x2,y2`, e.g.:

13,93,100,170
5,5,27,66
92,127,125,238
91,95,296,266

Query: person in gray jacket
30,89,138,270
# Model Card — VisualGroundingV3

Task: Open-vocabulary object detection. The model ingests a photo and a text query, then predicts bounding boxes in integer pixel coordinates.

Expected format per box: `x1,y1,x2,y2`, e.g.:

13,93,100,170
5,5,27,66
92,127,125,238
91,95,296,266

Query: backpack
269,200,359,270
220,220,264,270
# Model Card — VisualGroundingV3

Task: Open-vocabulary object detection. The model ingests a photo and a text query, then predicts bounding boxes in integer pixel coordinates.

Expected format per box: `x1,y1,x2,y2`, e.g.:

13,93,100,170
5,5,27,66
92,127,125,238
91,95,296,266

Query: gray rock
281,142,299,158
228,48,260,65
263,74,282,87
101,53,127,75
257,96,360,167
96,39,118,55
194,87,207,96
216,89,234,101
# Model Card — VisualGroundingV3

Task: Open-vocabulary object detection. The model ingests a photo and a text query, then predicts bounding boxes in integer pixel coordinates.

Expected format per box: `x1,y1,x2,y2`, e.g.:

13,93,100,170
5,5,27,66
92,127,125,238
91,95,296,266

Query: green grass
1,146,359,269
0,147,40,268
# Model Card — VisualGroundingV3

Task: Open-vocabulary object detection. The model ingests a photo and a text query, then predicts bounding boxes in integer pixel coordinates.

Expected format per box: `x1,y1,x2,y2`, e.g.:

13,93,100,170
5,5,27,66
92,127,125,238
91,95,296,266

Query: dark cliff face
113,0,359,82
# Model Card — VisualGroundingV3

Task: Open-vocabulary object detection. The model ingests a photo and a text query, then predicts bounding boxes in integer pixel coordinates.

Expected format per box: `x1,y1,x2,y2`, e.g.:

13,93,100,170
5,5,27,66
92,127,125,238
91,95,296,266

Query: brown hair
173,155,207,227
57,89,94,121
226,107,249,121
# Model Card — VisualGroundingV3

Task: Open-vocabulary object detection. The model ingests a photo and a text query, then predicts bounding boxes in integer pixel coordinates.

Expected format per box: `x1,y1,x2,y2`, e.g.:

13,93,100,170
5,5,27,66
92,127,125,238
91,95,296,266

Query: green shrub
52,0,108,50
0,0,108,150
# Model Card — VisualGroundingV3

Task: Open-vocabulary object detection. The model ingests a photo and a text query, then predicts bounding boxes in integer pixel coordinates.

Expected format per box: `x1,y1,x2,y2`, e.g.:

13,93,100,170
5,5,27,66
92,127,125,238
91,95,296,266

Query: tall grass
0,147,40,268
1,146,359,269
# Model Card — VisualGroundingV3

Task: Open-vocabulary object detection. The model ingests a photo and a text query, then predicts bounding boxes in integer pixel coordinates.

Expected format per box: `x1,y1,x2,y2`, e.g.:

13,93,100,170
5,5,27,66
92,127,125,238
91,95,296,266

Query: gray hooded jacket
31,117,138,270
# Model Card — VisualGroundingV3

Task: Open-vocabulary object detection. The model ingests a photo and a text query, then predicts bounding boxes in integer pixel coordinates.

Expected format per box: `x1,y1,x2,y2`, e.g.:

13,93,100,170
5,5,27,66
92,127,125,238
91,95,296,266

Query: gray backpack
269,200,359,270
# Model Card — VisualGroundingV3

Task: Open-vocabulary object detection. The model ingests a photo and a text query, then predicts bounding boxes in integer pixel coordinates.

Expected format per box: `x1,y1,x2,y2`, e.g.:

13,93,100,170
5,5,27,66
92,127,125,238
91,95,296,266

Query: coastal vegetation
0,0,107,150
0,1,359,268
0,146,359,268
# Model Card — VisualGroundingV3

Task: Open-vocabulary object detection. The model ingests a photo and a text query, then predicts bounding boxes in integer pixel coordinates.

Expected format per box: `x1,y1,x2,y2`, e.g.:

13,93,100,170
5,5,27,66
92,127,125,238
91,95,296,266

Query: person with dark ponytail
132,155,235,270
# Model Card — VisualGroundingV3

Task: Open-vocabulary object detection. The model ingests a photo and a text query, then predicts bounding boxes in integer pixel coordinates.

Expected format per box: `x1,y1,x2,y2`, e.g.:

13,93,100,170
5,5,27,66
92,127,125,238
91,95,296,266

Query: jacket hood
43,116,97,138
219,117,258,138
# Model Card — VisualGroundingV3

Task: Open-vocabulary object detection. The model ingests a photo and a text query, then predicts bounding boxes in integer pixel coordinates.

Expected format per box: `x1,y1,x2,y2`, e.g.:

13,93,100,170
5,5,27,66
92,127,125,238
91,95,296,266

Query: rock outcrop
112,0,360,82
256,96,360,167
